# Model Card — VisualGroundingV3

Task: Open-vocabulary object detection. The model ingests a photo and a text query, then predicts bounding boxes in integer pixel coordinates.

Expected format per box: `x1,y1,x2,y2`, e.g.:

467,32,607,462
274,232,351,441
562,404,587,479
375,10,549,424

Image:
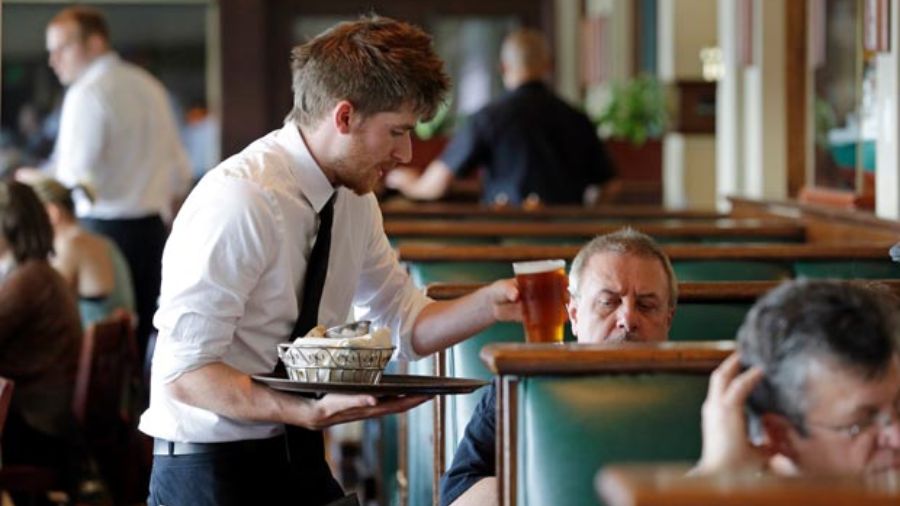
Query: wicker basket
277,343,395,384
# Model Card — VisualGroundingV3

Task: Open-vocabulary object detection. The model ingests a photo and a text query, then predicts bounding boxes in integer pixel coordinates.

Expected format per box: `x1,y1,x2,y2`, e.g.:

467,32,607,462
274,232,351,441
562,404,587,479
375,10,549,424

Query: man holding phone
695,279,900,476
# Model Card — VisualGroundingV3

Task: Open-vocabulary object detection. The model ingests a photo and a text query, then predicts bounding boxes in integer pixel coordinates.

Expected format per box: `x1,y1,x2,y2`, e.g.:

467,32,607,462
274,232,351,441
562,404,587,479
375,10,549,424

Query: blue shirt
440,81,615,205
440,384,497,506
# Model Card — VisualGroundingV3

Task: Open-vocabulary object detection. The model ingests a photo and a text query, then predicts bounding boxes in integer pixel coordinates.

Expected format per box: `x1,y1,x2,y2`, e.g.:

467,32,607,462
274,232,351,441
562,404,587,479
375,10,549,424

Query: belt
152,436,284,456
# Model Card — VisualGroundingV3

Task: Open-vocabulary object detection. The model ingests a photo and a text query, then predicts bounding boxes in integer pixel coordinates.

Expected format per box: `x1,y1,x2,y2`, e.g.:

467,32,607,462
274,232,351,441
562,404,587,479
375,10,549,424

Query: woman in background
0,180,85,499
30,178,134,327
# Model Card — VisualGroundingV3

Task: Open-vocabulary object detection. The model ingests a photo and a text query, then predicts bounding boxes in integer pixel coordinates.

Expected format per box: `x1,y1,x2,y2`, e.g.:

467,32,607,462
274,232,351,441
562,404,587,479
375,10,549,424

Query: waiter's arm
167,362,429,429
410,278,521,357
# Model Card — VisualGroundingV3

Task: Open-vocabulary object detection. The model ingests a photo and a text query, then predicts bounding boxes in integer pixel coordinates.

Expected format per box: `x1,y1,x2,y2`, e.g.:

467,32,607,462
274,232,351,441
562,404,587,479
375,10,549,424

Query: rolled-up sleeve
153,175,279,382
352,198,431,361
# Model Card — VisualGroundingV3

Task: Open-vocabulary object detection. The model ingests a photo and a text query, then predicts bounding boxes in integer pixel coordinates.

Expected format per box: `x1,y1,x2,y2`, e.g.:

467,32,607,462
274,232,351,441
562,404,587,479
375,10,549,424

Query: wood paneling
385,219,804,240
729,196,900,243
400,242,894,262
218,0,552,156
598,464,900,506
380,201,723,220
480,341,734,376
785,0,808,197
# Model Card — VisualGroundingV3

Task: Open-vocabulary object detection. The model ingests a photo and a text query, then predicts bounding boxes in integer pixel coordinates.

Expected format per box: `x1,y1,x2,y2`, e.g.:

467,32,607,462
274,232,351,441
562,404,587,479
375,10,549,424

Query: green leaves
596,75,667,145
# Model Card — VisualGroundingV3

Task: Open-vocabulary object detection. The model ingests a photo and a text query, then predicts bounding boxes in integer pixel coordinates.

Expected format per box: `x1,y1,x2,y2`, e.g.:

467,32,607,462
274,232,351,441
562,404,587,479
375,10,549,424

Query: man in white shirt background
39,6,193,357
139,16,522,506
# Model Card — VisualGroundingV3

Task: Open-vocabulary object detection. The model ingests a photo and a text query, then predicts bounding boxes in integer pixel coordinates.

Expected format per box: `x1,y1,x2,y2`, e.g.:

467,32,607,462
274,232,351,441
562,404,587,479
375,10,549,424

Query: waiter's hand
298,394,432,430
487,278,522,322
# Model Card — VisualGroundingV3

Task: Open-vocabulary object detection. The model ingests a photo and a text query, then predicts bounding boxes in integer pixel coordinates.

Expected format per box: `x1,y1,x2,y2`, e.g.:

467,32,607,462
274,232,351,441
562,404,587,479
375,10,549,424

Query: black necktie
281,192,346,504
292,193,336,339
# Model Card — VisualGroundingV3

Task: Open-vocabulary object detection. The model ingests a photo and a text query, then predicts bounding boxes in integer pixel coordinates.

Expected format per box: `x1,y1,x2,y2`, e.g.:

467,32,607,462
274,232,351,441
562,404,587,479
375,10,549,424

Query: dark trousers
148,428,345,506
81,215,166,359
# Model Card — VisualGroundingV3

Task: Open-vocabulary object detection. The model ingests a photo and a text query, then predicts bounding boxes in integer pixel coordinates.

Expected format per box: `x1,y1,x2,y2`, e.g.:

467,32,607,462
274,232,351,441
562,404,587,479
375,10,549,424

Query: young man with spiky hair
141,17,521,505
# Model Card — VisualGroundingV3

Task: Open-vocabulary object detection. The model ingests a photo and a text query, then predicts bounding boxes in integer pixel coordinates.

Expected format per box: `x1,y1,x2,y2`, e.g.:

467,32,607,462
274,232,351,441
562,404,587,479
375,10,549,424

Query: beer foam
512,259,566,275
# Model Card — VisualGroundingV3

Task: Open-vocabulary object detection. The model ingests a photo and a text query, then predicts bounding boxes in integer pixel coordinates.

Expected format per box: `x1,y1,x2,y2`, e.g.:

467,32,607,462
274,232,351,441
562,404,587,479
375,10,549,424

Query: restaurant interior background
2,0,900,215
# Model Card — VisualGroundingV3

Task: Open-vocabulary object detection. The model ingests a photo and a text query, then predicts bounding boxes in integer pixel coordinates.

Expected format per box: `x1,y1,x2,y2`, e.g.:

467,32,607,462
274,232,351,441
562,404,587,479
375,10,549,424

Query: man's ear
761,413,799,461
566,296,578,333
664,305,675,332
333,100,355,134
85,34,107,57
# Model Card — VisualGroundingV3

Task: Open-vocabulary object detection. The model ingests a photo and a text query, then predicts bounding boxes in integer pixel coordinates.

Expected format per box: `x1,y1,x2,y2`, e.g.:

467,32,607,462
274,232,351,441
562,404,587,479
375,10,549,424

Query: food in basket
278,321,395,384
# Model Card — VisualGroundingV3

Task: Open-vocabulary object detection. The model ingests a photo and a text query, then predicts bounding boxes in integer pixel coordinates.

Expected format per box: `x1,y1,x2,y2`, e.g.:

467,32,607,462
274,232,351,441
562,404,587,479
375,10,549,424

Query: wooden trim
403,243,893,263
798,185,876,211
729,196,900,229
498,375,519,506
481,341,735,376
427,279,900,302
397,361,409,506
402,244,580,262
864,0,891,52
597,464,900,506
385,219,805,240
379,202,724,220
219,0,269,157
785,0,808,197
728,196,900,241
432,351,447,506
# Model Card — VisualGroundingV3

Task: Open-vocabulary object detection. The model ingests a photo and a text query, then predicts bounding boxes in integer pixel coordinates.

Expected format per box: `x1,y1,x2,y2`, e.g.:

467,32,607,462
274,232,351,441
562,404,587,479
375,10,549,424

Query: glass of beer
513,259,568,343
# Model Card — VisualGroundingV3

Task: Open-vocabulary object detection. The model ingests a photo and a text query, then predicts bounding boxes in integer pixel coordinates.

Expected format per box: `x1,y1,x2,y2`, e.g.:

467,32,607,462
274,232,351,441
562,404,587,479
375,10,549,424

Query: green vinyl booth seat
793,260,900,279
408,261,513,287
672,260,791,281
670,302,752,341
410,260,795,287
516,373,709,506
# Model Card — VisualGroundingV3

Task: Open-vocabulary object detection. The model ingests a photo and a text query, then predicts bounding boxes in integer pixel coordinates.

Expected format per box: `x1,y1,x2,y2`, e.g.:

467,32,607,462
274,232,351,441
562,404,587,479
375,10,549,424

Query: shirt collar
76,52,119,86
274,122,336,213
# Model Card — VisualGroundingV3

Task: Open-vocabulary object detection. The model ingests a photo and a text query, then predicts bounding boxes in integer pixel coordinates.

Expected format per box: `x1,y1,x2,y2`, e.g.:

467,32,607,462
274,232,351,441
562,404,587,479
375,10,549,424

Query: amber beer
513,259,568,343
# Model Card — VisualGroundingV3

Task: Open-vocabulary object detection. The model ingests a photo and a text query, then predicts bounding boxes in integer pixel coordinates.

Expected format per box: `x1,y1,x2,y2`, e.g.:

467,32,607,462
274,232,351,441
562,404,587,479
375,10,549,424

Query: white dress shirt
139,123,431,442
53,53,192,219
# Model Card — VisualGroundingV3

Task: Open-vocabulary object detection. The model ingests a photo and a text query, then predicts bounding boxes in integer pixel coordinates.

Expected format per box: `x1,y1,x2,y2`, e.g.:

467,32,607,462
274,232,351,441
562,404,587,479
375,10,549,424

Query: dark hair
286,15,450,127
0,181,54,263
739,279,900,435
49,5,110,42
569,227,677,309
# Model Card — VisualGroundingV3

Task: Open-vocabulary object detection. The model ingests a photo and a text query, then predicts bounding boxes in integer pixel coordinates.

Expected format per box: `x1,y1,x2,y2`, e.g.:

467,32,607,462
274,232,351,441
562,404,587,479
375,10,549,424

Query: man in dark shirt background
386,28,616,206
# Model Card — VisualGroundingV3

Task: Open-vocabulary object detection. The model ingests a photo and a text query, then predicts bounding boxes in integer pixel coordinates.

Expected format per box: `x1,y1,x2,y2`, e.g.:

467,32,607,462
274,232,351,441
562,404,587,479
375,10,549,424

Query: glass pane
812,0,863,193
1,2,219,181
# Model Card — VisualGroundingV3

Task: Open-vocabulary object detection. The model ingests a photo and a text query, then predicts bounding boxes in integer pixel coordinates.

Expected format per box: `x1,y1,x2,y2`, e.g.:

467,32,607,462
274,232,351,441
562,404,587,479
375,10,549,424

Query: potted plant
594,75,667,203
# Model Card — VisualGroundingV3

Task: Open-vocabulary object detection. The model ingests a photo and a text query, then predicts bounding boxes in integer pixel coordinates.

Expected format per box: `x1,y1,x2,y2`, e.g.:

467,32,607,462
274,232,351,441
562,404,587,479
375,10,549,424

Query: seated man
695,279,900,476
440,228,677,506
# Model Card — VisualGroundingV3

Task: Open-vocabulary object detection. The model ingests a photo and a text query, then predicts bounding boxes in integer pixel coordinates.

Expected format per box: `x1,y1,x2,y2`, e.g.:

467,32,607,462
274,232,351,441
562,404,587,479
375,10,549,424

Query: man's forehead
804,355,900,415
359,106,417,127
47,21,80,43
582,252,667,292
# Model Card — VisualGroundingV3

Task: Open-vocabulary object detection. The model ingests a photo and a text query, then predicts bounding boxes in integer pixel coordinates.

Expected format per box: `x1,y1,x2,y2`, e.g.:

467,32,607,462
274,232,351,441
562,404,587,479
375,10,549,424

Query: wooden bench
481,342,733,506
729,196,900,244
597,463,900,506
385,218,805,244
408,279,900,506
380,202,725,221
398,243,900,285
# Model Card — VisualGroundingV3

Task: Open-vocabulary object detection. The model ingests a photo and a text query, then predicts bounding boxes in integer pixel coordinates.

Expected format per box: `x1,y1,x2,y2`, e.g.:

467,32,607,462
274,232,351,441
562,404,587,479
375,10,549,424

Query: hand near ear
692,352,772,475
